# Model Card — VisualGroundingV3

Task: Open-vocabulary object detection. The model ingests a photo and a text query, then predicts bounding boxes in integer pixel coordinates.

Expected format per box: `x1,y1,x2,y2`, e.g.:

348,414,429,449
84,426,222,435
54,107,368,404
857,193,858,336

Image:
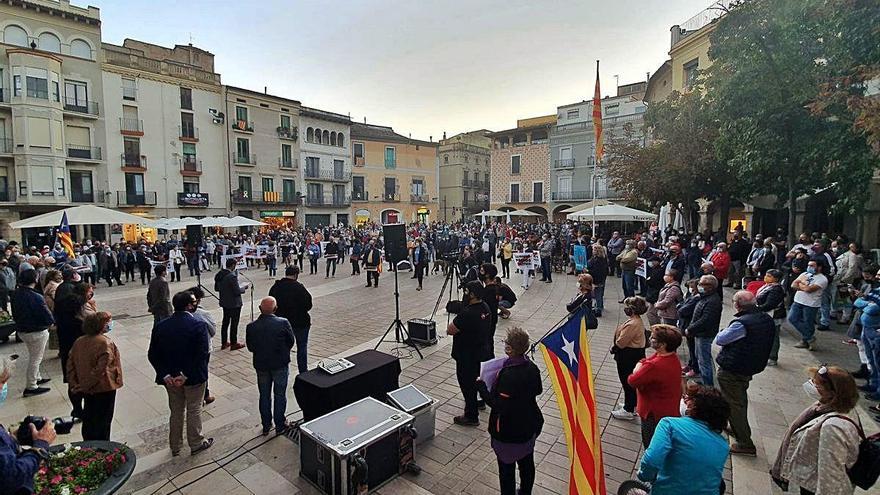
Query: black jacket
477,358,543,443
755,283,786,320
148,311,210,386
686,291,723,338
645,266,666,303
587,256,608,286
677,294,699,328
245,314,295,372
451,301,490,363
214,269,245,309
268,278,312,328
13,287,53,332
716,309,775,376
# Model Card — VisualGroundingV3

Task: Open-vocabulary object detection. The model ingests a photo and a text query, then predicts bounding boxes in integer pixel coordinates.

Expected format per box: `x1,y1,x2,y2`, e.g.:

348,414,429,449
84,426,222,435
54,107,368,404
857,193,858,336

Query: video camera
16,415,75,446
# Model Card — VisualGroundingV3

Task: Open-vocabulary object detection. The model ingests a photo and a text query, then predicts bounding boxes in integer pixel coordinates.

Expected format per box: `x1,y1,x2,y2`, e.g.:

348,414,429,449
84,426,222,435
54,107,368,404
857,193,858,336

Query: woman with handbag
168,245,184,282
611,296,648,421
771,365,863,494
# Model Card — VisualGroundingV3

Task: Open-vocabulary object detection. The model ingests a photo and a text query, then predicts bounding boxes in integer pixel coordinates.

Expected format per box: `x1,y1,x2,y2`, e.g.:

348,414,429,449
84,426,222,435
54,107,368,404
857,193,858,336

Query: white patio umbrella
566,203,656,222
506,210,541,217
223,216,267,227
199,217,230,227
658,203,670,233
9,205,152,229
472,210,506,217
560,200,611,214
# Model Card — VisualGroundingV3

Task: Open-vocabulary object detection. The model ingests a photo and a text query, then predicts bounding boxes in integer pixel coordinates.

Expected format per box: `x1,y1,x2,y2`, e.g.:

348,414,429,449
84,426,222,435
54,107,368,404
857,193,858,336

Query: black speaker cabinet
407,318,437,345
185,224,203,248
382,223,407,263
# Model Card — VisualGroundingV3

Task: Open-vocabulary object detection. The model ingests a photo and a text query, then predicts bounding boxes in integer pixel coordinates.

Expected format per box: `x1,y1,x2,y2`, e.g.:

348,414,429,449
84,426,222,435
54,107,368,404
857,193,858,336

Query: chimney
264,86,267,94
670,25,682,48
442,131,446,140
363,117,367,124
429,135,433,142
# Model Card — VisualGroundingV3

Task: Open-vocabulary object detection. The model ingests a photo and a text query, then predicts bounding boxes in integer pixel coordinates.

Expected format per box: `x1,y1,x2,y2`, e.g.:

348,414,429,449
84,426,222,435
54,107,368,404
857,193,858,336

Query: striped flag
539,308,606,495
593,61,604,163
56,211,74,258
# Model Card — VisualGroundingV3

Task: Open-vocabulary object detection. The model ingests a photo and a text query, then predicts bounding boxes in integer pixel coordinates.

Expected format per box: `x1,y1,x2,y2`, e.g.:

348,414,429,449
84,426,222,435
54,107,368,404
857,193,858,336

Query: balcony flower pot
37,441,137,495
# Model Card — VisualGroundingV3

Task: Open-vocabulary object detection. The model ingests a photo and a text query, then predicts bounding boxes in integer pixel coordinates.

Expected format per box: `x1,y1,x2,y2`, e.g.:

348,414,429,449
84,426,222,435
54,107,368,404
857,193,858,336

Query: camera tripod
430,260,462,321
374,259,424,359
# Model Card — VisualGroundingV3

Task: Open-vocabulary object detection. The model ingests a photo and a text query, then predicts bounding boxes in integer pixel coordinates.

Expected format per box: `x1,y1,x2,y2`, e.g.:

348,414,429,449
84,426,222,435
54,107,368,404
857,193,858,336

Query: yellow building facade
350,123,438,225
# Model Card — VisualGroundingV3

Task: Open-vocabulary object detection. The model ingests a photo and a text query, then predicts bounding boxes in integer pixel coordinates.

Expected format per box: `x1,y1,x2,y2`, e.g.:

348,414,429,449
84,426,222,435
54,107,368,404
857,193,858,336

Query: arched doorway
552,204,572,223
526,206,547,223
381,209,401,224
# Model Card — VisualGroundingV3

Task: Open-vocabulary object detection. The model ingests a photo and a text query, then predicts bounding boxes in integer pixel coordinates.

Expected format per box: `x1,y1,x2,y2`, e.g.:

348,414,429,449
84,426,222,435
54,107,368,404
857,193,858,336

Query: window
306,127,314,142
124,173,145,204
183,181,199,193
0,167,8,201
307,183,322,203
123,138,141,166
4,25,28,47
122,78,136,100
235,105,248,122
322,130,329,143
26,72,49,99
484,173,489,186
412,178,424,195
605,103,619,116
28,117,50,147
384,177,397,199
180,87,192,110
443,155,448,164
262,177,274,193
511,155,521,175
314,128,322,144
281,144,293,167
333,184,346,204
337,134,344,147
70,39,92,59
384,146,396,169
463,190,469,205
182,143,197,170
282,179,295,202
180,113,196,138
51,75,59,103
330,132,337,146
558,176,572,196
70,171,93,202
64,80,88,111
352,176,365,200
353,142,364,158
683,58,699,89
566,109,579,119
509,183,520,203
305,156,319,177
333,159,345,180
236,138,250,163
280,114,291,130
533,181,543,203
37,32,60,52
238,176,252,196
13,75,21,97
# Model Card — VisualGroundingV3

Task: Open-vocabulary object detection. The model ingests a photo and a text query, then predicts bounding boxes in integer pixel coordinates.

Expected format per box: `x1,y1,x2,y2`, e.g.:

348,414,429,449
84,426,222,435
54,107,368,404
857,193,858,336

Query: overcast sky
97,0,706,140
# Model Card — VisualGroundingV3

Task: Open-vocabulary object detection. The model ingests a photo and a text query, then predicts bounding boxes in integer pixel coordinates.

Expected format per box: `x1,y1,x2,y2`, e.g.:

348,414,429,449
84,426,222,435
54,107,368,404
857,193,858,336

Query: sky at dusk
97,0,707,140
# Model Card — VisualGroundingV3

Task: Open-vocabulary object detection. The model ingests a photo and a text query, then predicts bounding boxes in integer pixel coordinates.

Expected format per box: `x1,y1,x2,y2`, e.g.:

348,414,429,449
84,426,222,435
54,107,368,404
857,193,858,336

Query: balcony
0,138,12,154
305,193,351,208
122,86,137,101
553,158,575,169
410,194,429,204
354,156,365,167
233,153,257,166
505,192,543,203
231,119,254,133
351,189,368,201
231,189,300,206
63,98,99,117
279,157,297,170
117,190,157,207
120,118,144,136
551,189,621,201
303,167,352,182
383,192,401,202
71,190,94,203
463,199,490,211
121,153,146,170
277,126,297,140
66,145,102,161
181,157,202,176
179,124,199,142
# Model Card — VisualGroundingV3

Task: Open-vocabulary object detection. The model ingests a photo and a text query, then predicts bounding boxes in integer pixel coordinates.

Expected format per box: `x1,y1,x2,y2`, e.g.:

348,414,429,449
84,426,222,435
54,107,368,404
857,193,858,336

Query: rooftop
17,0,100,24
226,85,302,107
350,122,437,146
103,39,221,86
300,106,352,125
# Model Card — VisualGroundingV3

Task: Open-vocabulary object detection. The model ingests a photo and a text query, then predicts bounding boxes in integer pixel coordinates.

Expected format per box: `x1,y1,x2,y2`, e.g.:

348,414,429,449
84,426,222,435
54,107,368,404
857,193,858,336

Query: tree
706,0,878,245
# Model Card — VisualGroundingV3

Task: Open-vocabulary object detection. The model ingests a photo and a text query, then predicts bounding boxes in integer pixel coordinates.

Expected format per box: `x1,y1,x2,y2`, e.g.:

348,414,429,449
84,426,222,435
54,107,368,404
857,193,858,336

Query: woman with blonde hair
611,296,648,420
567,273,594,314
771,365,862,494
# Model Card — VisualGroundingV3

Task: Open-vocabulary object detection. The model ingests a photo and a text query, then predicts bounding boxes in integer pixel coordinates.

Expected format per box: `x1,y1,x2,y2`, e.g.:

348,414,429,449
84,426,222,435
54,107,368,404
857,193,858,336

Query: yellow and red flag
593,61,604,163
539,308,606,495
57,211,74,258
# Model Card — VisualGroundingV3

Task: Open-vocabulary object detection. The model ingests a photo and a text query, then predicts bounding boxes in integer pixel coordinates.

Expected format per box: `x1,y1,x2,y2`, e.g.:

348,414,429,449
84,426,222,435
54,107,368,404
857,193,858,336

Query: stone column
741,203,755,238
697,198,711,233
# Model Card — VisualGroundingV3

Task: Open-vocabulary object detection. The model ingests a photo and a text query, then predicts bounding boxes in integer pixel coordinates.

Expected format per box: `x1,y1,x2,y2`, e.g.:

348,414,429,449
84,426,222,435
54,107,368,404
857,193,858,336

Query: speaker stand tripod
374,260,423,359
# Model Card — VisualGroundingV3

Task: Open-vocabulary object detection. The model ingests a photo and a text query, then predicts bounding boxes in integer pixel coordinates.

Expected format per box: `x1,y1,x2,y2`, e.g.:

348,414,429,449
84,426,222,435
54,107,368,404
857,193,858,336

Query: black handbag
830,415,880,489
584,304,598,329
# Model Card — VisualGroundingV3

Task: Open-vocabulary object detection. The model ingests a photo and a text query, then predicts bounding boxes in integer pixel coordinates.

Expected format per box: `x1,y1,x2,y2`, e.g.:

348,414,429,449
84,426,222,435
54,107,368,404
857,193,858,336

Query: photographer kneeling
0,359,58,493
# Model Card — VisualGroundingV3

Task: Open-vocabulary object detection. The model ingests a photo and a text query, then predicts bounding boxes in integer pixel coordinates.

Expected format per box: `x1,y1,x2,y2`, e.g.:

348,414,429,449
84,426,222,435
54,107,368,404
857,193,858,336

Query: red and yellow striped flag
57,211,74,258
540,308,606,495
593,61,604,163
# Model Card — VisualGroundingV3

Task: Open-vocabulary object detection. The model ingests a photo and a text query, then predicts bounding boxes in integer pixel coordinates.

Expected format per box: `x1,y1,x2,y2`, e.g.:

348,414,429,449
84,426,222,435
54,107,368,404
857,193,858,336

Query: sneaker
230,343,245,351
729,443,757,456
23,387,50,397
36,378,51,385
807,339,818,351
453,415,479,427
191,438,214,454
203,395,215,405
793,341,809,349
766,359,777,367
852,365,870,379
611,408,636,421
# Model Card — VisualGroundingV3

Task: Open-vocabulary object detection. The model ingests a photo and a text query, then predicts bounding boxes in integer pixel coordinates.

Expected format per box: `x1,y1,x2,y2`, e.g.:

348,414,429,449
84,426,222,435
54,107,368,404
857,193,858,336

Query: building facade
299,106,352,227
102,40,227,235
350,122,438,225
224,86,301,226
549,87,647,221
0,0,106,243
488,115,554,218
438,130,491,222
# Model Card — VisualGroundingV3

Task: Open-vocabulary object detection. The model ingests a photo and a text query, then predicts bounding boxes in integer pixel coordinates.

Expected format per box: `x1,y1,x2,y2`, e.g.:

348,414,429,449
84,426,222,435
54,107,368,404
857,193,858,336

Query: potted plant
35,441,136,495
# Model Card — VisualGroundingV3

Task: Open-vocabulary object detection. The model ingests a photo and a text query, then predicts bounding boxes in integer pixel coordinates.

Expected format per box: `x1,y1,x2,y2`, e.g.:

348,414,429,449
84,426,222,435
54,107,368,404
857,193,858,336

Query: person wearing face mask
685,275,723,386
789,260,828,351
610,297,648,421
848,267,880,380
67,312,122,441
617,240,639,302
771,365,862,494
627,324,684,447
644,256,666,310
649,270,683,326
447,281,491,427
810,242,837,331
480,263,500,359
362,239,382,288
755,269,787,366
852,285,880,403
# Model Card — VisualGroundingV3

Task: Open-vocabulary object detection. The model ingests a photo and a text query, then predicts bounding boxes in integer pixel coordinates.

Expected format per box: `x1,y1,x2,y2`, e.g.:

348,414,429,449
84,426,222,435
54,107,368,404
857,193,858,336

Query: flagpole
528,301,592,356
592,59,601,236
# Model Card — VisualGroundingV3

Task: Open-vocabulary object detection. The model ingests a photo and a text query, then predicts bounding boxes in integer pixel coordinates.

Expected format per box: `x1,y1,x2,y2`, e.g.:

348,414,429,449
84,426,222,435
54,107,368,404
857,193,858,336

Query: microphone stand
237,269,255,322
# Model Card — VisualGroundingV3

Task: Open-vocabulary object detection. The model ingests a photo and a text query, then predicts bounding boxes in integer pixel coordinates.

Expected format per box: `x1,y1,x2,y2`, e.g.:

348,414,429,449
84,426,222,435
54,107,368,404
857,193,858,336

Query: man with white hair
714,290,775,457
246,296,295,436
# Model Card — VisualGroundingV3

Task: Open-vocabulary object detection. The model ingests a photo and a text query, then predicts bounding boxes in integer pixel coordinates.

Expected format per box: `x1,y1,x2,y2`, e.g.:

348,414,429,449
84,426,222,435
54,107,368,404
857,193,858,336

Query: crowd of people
0,218,876,494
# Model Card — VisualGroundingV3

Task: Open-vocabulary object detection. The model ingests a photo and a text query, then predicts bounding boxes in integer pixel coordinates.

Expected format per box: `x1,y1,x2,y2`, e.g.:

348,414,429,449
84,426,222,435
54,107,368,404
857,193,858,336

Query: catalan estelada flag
57,211,74,258
593,60,604,163
540,308,606,495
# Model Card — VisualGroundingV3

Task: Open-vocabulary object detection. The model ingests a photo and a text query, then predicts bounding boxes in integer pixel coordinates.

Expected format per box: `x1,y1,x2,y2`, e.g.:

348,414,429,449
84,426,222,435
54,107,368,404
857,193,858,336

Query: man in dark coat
246,296,295,435
147,264,172,327
268,265,312,373
214,257,249,350
685,275,723,386
447,281,490,427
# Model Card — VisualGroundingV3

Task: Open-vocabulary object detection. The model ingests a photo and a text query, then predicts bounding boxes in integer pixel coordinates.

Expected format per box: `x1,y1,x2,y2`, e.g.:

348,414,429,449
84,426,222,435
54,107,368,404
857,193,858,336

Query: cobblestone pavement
0,260,876,494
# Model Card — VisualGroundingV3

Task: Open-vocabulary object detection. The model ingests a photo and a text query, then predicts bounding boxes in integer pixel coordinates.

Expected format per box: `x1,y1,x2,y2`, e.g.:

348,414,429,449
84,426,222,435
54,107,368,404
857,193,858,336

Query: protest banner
149,259,175,274
635,257,647,278
573,245,588,272
221,253,247,271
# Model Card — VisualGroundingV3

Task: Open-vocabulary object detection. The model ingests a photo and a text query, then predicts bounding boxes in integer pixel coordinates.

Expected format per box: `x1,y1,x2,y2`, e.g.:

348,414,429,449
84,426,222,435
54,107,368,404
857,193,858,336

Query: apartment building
102,40,227,229
299,106,352,227
549,84,647,220
0,0,107,243
488,115,554,218
350,122,438,225
438,130,491,222
224,86,301,225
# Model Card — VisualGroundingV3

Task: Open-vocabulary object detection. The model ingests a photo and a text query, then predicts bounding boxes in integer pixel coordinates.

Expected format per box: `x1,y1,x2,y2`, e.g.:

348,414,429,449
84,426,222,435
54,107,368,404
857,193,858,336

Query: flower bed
36,441,136,495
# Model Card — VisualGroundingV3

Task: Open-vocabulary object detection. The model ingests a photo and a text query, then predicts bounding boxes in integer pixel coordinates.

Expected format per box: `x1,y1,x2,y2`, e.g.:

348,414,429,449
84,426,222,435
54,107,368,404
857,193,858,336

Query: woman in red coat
627,324,684,448
709,242,731,282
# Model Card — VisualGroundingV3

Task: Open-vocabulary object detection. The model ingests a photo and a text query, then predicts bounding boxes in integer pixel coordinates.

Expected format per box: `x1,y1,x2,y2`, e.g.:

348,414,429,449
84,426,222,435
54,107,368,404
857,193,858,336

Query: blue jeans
622,271,637,298
540,258,552,282
863,328,880,393
788,302,819,343
292,327,310,373
819,283,834,326
695,336,714,386
257,367,289,430
594,285,605,314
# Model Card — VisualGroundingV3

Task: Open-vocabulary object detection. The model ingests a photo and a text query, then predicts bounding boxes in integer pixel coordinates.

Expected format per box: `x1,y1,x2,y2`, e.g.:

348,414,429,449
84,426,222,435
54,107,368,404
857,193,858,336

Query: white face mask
803,380,821,401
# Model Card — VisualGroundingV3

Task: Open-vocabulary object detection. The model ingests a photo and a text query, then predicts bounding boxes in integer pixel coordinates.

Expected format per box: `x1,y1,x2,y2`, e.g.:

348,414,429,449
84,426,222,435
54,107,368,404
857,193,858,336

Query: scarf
770,402,832,485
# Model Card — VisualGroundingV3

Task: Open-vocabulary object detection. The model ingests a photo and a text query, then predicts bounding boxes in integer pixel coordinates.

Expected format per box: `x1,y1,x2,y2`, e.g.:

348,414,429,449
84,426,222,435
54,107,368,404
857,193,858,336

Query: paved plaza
0,261,877,495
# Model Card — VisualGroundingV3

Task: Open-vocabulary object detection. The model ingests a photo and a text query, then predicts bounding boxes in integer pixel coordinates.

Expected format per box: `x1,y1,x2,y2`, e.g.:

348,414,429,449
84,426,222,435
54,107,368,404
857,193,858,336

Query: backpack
828,415,880,489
